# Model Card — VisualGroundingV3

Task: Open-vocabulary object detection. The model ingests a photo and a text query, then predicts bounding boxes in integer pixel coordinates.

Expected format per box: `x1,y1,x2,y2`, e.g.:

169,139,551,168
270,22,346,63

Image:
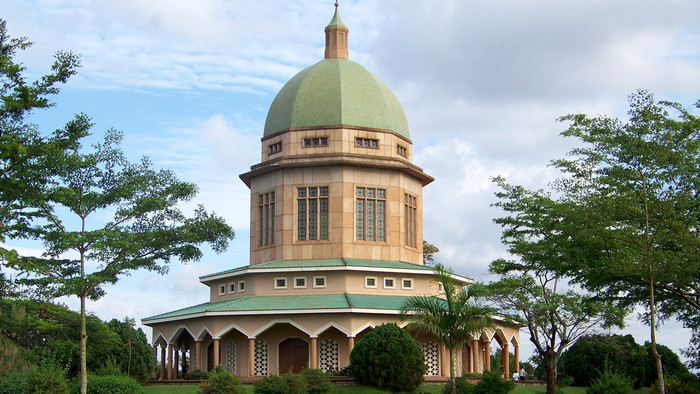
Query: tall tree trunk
449,348,456,394
649,278,665,393
546,352,557,394
80,292,87,394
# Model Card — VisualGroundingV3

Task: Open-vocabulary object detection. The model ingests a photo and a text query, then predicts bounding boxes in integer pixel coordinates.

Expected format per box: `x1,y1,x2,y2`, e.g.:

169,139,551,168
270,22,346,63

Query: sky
2,0,700,365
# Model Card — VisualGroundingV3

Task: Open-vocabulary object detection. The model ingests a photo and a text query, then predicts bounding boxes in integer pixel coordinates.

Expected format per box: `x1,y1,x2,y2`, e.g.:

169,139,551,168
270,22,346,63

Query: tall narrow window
405,193,417,248
356,187,386,241
297,186,329,241
258,191,275,246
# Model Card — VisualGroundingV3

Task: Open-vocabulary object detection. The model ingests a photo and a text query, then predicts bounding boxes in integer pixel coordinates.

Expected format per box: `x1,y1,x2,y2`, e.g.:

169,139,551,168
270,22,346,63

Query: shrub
473,370,516,394
349,323,425,392
649,379,700,394
26,355,69,394
586,370,632,394
200,366,244,394
300,368,333,394
0,371,27,394
186,369,208,380
253,375,288,394
72,375,142,394
441,376,475,394
282,371,307,394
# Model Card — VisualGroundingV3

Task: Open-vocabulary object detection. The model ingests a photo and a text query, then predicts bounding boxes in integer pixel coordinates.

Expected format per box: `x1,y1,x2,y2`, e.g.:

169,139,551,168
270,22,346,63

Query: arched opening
278,337,309,374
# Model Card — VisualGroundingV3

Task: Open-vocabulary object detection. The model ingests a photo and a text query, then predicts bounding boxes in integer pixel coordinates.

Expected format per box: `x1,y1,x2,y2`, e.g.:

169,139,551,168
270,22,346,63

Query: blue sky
3,0,700,364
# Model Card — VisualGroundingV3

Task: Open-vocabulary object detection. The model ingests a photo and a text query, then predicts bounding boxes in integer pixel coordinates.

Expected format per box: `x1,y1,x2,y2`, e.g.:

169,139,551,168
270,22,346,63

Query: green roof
143,293,420,322
263,58,410,139
199,258,431,280
325,5,346,29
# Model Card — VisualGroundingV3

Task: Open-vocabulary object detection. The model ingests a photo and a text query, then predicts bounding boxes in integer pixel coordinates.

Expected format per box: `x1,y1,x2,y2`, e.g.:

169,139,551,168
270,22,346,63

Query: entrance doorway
278,338,309,373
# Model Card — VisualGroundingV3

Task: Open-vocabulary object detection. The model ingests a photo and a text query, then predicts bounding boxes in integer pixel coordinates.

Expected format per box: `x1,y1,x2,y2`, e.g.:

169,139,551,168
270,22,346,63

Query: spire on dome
324,2,349,59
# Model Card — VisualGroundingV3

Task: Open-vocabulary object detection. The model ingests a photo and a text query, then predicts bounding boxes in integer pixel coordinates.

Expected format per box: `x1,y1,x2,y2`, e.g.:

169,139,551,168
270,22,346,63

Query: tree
0,19,86,297
400,264,494,394
423,240,439,266
549,90,700,392
8,128,234,393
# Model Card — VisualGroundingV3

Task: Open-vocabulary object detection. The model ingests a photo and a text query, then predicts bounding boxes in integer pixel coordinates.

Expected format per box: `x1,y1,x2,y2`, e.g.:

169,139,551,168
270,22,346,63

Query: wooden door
278,338,308,374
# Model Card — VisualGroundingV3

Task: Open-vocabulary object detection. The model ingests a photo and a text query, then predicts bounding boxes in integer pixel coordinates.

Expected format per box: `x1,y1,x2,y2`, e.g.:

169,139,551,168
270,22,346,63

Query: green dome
264,58,410,139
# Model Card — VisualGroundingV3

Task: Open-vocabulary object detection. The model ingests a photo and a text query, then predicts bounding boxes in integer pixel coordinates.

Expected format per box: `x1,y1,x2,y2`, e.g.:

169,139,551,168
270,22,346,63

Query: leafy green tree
349,323,426,392
423,240,439,266
400,264,494,394
107,317,157,382
0,19,86,297
548,90,700,392
8,128,234,393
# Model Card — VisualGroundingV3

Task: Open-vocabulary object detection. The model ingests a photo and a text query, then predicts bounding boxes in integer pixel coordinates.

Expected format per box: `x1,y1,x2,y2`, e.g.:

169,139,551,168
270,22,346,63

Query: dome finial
325,2,349,59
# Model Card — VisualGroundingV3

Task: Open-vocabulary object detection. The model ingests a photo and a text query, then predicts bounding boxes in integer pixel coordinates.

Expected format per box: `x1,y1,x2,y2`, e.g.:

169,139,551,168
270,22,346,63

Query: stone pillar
482,340,491,372
160,345,166,380
502,343,509,379
514,345,520,379
310,337,318,369
174,349,180,379
471,340,479,373
249,338,256,377
441,343,449,377
346,337,355,370
213,339,220,367
167,344,173,380
195,341,202,371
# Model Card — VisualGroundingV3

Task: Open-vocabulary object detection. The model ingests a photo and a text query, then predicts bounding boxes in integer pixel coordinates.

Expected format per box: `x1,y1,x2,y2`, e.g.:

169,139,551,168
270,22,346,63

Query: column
249,338,256,377
310,337,318,369
213,339,220,367
160,345,166,380
346,337,355,370
514,345,520,380
195,340,202,371
174,349,180,379
441,343,449,377
471,340,479,373
482,340,491,372
167,344,173,380
502,343,509,379
152,346,158,379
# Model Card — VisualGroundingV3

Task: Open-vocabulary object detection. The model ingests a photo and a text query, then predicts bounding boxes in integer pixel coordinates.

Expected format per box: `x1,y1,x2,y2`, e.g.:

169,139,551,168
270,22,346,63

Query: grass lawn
142,383,651,393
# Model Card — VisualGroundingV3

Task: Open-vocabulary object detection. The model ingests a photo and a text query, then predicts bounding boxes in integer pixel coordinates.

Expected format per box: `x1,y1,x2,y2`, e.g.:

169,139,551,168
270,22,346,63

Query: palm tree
400,264,494,394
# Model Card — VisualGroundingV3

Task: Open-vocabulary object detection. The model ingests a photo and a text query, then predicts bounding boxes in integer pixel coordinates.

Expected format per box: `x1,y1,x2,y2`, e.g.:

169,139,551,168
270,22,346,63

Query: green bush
186,369,208,380
26,355,69,394
0,371,27,394
441,376,475,394
649,378,700,394
253,375,288,394
586,370,632,394
349,323,426,392
200,366,244,394
282,371,308,394
473,370,516,394
300,368,333,394
74,375,142,394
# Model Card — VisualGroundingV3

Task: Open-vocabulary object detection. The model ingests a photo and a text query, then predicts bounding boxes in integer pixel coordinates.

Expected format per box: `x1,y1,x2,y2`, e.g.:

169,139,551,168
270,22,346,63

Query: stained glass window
356,187,386,241
298,186,329,241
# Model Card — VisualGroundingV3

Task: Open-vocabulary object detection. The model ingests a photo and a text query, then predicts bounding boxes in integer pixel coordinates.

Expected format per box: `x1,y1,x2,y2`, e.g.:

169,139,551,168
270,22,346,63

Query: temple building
142,4,520,380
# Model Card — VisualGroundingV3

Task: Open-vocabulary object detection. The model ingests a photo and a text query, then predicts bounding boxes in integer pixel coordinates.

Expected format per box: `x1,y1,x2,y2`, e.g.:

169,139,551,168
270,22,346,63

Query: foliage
106,318,156,383
559,335,645,388
641,342,697,389
26,354,69,394
401,264,493,394
0,371,27,394
349,323,426,392
442,376,475,394
650,379,700,394
491,348,517,377
423,241,440,266
199,366,244,394
253,374,288,394
185,369,208,380
300,368,333,394
282,370,308,394
73,375,143,394
441,371,516,394
585,370,632,394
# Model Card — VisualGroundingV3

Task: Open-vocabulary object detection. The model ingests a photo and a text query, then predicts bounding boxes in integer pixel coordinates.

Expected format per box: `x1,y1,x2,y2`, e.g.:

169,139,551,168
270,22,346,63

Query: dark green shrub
300,368,332,394
473,370,516,394
586,370,632,394
349,323,425,392
559,335,644,388
79,375,142,394
649,378,700,394
200,366,244,394
0,371,27,394
282,371,307,394
441,376,475,394
186,369,208,380
254,374,288,394
26,355,69,394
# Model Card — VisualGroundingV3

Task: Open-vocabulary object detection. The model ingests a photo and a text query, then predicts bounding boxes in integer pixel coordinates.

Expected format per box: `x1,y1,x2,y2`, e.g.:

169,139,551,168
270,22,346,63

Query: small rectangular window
438,283,444,292
294,277,307,288
365,276,377,288
274,277,287,289
229,282,236,293
303,137,328,147
238,280,246,292
218,284,226,295
268,141,282,155
313,276,327,288
384,277,396,289
355,137,379,149
402,278,413,290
